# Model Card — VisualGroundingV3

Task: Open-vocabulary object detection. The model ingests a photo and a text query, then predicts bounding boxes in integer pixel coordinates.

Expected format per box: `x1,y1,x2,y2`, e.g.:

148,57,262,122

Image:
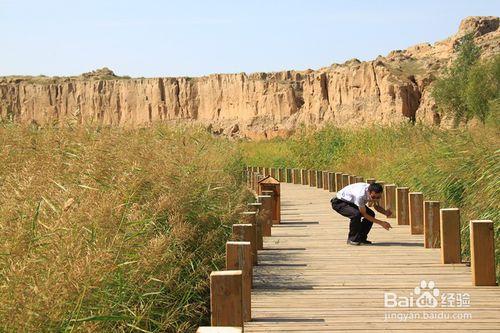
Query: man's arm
359,205,392,230
373,202,392,217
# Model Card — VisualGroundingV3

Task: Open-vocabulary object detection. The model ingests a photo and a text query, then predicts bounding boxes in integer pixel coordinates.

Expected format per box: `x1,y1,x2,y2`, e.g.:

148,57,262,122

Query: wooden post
245,170,251,189
247,202,262,213
396,187,410,225
263,167,269,176
278,168,284,182
301,169,308,185
257,195,272,237
270,167,276,178
232,224,257,265
286,168,292,183
309,170,316,187
328,172,335,192
341,174,349,188
409,192,424,235
377,181,386,208
354,176,364,183
335,172,342,192
316,170,323,188
210,270,243,327
322,171,329,190
384,184,396,218
470,220,496,286
294,169,301,184
258,177,280,225
348,175,356,185
241,211,261,252
226,241,252,321
424,201,440,248
440,208,461,264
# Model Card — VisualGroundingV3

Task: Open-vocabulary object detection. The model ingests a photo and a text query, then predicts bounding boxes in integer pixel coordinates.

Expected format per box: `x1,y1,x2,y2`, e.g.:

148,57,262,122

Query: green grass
240,123,500,280
0,123,250,332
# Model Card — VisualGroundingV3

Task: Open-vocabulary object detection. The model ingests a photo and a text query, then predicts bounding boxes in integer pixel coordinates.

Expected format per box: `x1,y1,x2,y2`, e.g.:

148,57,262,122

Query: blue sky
1,0,498,77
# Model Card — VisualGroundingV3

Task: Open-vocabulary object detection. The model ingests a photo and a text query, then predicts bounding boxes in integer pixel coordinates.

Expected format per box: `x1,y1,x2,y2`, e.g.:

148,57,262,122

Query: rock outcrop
0,16,498,138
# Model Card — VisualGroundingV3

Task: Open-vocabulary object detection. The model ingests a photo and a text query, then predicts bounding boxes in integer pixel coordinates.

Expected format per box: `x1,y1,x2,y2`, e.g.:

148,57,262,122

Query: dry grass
0,123,249,332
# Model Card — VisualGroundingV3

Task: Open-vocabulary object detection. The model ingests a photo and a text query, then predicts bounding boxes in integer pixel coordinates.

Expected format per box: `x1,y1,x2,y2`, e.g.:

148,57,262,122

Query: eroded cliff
1,16,498,138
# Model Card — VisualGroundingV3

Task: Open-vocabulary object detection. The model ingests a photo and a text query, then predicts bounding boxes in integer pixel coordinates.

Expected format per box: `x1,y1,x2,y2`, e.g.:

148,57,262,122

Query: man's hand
385,209,393,218
379,220,392,230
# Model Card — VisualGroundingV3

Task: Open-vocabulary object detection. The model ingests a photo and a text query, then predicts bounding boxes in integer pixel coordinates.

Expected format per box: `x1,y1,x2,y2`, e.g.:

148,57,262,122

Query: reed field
0,124,249,332
1,121,498,332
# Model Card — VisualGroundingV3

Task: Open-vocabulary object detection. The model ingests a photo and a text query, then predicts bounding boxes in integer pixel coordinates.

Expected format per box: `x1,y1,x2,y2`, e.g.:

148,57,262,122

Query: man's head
367,182,383,201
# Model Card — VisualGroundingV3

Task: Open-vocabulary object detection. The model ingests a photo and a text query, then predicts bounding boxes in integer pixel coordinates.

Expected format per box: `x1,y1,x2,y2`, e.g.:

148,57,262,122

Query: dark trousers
330,198,374,242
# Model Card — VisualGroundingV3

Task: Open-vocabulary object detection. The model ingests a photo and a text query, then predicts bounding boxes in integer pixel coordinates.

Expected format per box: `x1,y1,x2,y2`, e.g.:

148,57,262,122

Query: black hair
368,182,383,193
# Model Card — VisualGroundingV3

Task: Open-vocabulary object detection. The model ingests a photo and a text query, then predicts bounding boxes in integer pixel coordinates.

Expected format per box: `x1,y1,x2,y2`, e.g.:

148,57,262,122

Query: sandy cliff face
0,16,498,138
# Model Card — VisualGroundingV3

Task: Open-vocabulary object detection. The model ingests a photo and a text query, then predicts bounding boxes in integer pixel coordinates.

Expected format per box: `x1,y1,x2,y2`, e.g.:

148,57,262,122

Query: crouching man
330,182,392,245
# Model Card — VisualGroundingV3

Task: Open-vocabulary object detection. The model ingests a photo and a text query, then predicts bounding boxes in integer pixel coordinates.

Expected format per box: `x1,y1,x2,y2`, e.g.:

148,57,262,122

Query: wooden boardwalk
245,183,500,332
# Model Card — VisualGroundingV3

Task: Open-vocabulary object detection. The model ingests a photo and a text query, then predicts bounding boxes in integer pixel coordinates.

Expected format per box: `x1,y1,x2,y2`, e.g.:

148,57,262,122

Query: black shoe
346,240,360,246
360,240,373,245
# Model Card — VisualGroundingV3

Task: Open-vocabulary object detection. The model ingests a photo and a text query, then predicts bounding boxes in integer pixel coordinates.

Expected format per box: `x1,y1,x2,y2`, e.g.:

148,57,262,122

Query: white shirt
336,182,370,207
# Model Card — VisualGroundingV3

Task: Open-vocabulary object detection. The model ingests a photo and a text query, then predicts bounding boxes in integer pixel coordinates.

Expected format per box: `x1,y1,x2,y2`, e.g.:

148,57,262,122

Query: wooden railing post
258,178,280,225
348,175,355,185
470,220,496,286
210,270,243,327
440,208,461,264
316,170,323,189
295,169,302,184
226,241,252,321
322,171,329,190
278,168,284,182
354,176,364,183
286,168,292,183
241,211,261,252
377,181,386,208
328,172,335,192
396,187,410,225
366,178,376,184
384,184,396,218
309,170,316,187
341,174,349,188
409,192,424,234
232,224,257,265
258,194,273,237
424,201,440,248
270,167,276,179
301,169,308,185
335,172,342,191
